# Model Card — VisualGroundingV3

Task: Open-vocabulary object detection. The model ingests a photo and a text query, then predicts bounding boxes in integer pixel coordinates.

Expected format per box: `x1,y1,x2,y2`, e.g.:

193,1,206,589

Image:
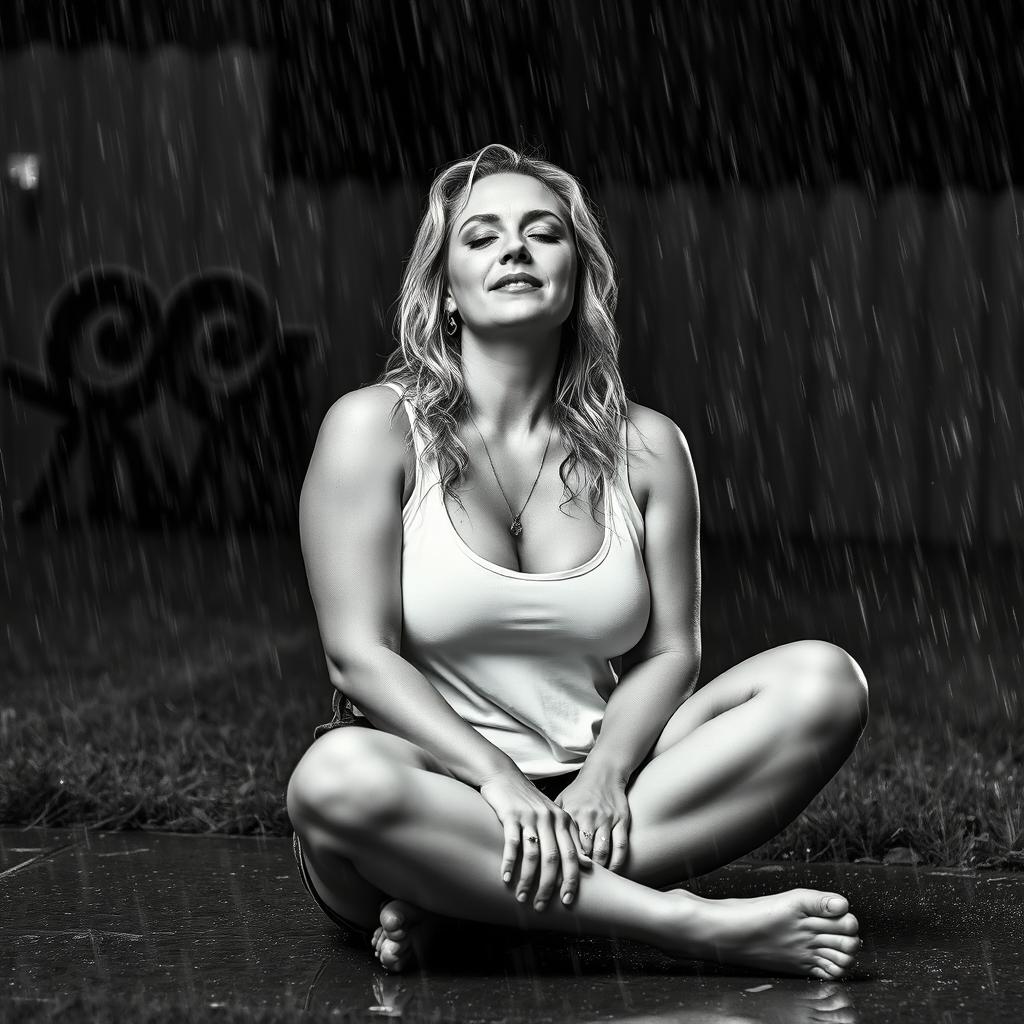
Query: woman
287,144,869,978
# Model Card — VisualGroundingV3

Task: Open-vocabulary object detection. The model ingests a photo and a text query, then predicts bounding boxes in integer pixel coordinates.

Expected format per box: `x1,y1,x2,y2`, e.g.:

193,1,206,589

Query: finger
554,816,582,907
607,819,630,874
567,823,592,864
591,825,612,867
576,820,596,858
531,817,562,912
516,821,542,904
500,820,521,885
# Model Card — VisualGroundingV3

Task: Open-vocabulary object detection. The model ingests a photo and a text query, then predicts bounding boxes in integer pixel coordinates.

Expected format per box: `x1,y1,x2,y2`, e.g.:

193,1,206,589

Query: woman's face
445,172,577,338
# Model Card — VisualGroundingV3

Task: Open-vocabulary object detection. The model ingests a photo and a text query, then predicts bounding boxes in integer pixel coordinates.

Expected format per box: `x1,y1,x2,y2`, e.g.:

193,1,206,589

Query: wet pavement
2,827,1021,1022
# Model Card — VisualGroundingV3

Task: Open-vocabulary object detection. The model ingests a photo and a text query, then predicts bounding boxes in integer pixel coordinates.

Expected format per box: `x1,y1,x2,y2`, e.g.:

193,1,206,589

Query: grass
2,524,1023,870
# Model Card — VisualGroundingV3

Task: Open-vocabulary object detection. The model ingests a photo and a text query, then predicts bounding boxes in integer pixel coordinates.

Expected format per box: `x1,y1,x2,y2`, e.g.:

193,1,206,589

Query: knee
286,730,407,834
780,640,869,739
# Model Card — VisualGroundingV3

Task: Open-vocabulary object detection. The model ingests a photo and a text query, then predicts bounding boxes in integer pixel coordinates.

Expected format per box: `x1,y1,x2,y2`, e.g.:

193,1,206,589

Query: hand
554,770,631,873
478,771,592,911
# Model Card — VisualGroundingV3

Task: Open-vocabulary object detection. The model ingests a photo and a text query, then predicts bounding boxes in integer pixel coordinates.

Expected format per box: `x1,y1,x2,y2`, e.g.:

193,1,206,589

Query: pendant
509,516,523,537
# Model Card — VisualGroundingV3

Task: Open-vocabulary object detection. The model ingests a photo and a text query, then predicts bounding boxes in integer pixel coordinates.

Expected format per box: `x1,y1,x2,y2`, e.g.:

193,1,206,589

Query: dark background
1,3,1022,904
2,0,1021,193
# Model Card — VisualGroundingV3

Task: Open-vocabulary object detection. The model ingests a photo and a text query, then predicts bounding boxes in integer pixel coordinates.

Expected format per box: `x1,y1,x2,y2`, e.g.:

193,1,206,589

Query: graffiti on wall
2,266,319,529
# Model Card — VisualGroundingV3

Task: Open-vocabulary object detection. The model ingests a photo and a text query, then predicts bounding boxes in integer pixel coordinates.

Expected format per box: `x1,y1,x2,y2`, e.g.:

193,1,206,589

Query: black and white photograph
1,2,1022,1021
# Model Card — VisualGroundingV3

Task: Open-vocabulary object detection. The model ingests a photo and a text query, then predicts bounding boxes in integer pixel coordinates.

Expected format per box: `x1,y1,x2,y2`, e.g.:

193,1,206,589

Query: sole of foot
659,887,862,980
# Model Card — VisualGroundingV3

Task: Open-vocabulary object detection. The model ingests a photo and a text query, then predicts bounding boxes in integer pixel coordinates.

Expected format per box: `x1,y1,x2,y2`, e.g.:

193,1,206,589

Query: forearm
583,652,700,785
330,647,522,788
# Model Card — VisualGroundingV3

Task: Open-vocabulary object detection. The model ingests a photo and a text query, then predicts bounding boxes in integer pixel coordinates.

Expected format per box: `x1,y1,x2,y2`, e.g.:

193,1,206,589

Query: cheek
447,252,483,294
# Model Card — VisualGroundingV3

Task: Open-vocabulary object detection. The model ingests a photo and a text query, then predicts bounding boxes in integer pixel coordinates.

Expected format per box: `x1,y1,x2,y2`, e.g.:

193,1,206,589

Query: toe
805,911,859,937
817,933,861,955
796,889,849,918
380,939,413,974
833,912,859,936
811,954,847,978
381,897,424,932
818,892,849,917
815,947,855,970
380,908,405,931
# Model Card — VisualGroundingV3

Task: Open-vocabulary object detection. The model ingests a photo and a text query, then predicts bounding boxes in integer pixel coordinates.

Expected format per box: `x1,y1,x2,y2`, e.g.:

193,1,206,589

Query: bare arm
582,407,702,784
299,385,521,789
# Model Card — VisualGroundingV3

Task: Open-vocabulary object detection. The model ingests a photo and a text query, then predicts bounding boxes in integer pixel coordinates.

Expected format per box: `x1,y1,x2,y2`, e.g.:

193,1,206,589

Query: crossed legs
287,639,869,976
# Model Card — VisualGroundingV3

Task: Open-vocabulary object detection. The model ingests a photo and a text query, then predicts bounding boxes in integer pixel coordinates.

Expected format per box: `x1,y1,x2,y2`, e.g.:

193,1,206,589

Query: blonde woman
287,144,868,977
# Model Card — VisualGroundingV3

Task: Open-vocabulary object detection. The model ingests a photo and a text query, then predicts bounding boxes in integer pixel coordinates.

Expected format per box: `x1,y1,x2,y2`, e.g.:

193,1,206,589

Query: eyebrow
457,209,566,235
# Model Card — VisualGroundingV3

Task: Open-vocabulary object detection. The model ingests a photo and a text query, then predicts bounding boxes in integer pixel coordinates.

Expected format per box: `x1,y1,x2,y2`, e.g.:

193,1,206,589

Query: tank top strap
378,380,428,462
610,411,629,502
610,410,644,542
378,379,439,524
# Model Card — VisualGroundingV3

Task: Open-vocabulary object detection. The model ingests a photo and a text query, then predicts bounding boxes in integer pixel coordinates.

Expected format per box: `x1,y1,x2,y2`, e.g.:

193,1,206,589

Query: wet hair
374,143,631,520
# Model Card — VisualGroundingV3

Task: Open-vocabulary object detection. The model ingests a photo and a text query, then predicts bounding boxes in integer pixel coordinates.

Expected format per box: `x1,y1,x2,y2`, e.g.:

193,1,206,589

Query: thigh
635,640,830,772
294,716,460,789
288,720,459,935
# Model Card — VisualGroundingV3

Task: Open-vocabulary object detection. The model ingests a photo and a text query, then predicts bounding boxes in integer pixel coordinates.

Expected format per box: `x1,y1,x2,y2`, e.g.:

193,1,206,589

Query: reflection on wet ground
2,829,1022,1022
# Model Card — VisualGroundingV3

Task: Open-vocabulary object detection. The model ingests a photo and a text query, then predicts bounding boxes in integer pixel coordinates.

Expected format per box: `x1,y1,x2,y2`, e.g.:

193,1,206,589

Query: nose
499,237,531,264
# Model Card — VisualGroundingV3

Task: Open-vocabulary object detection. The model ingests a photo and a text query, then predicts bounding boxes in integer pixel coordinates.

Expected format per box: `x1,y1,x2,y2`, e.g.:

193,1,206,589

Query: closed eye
467,234,561,248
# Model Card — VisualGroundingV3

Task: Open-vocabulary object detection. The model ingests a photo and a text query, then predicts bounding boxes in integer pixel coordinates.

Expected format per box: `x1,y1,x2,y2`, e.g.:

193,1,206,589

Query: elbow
665,648,701,702
322,643,395,700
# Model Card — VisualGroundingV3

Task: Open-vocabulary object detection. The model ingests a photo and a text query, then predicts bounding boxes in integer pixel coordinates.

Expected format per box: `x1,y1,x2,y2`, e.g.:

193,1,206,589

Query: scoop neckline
439,474,613,581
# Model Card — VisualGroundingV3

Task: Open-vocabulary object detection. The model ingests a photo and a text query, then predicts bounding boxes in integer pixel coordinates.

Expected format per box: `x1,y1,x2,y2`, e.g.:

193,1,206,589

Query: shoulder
305,383,412,493
623,401,697,512
315,383,411,453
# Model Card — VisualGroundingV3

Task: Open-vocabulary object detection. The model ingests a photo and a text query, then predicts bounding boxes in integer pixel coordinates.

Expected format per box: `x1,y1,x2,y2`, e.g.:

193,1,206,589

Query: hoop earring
445,312,459,336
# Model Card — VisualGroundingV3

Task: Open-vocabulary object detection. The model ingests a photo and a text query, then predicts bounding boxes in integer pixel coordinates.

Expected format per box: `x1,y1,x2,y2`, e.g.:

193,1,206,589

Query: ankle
653,888,703,950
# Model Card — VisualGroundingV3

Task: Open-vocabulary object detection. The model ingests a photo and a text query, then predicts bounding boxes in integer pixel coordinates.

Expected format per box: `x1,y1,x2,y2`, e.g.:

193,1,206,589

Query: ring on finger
525,834,539,844
580,830,593,839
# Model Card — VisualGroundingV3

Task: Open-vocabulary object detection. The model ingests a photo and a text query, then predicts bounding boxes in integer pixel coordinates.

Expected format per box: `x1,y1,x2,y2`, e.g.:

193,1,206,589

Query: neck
458,327,562,440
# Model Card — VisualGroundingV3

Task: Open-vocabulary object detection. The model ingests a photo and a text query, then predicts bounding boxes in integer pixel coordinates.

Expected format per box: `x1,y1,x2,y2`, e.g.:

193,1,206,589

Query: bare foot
371,898,445,973
660,887,862,979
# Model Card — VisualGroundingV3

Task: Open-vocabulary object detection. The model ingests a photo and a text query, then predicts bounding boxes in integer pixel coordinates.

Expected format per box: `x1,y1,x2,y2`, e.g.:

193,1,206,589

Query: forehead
455,172,564,227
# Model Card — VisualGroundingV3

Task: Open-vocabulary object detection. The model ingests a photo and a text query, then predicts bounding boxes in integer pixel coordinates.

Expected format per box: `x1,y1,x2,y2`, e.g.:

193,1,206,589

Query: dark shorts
292,831,376,938
291,691,582,934
530,769,582,801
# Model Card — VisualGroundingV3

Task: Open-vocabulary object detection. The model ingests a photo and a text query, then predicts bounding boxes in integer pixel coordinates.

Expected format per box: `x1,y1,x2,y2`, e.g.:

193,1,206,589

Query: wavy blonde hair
374,143,632,519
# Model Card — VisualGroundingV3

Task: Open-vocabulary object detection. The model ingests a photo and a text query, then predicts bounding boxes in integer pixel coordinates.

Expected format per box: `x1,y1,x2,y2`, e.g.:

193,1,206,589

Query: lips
492,273,542,289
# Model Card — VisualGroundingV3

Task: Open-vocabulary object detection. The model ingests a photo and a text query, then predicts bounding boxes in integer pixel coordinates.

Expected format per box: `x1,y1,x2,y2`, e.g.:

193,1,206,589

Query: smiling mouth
494,280,541,291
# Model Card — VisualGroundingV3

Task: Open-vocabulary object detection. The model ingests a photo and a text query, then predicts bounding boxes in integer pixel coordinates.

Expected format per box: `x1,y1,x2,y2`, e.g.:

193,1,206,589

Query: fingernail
534,901,546,912
562,892,574,905
517,891,527,903
503,872,511,883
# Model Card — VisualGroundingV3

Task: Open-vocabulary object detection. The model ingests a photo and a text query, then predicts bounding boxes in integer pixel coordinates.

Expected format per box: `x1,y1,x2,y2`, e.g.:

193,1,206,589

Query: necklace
466,408,555,537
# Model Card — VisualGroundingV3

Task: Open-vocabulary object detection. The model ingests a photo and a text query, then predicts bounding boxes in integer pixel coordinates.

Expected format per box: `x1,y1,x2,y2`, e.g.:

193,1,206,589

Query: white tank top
350,380,651,779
